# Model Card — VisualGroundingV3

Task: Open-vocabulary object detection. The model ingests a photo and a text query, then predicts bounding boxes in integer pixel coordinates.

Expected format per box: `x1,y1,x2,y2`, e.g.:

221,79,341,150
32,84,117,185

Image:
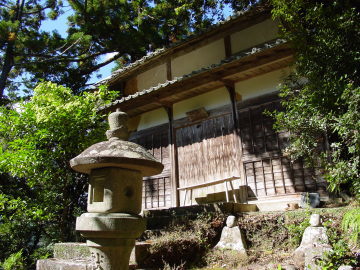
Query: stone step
36,258,92,270
53,243,90,260
38,242,140,270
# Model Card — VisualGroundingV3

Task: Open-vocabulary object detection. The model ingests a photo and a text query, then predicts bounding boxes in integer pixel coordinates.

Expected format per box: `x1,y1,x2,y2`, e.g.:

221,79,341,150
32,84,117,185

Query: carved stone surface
69,139,163,176
76,213,146,239
294,214,332,268
70,109,163,270
215,216,247,254
226,215,237,228
86,168,142,214
309,214,321,227
53,243,90,260
36,259,93,270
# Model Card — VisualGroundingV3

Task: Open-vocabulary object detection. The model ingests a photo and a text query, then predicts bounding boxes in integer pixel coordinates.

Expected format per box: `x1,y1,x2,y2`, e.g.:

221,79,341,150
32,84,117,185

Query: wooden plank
225,82,245,187
104,46,293,116
165,106,180,207
166,57,172,81
224,35,232,57
177,176,241,190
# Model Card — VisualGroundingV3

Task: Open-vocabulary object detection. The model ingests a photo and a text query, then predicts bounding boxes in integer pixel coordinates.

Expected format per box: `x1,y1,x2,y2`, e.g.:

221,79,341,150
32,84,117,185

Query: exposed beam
103,45,293,116
224,35,232,58
224,82,246,189
164,106,180,207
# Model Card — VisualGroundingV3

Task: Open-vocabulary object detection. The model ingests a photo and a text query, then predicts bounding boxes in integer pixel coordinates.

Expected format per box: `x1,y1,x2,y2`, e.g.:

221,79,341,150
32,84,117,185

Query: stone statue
294,214,332,269
215,215,247,256
71,109,163,270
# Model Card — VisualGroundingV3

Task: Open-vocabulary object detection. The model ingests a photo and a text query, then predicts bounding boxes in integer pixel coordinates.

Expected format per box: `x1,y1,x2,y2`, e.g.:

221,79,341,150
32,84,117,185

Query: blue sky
39,6,116,85
39,2,234,86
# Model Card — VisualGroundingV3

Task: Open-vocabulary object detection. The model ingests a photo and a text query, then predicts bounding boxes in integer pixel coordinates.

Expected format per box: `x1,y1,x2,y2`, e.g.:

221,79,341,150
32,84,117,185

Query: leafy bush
1,250,25,270
342,208,360,248
316,240,356,270
271,0,360,199
0,82,116,268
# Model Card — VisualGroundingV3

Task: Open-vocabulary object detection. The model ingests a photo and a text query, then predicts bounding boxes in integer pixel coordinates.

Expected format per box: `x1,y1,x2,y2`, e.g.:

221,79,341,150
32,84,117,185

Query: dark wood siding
129,94,327,209
130,124,172,209
238,100,326,198
175,112,240,204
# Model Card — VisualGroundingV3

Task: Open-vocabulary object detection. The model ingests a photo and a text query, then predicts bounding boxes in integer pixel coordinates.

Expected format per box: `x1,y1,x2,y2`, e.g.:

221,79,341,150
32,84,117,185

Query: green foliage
1,0,259,97
316,240,356,270
314,210,356,269
1,250,25,270
284,216,309,247
270,0,360,198
342,208,360,247
0,81,116,267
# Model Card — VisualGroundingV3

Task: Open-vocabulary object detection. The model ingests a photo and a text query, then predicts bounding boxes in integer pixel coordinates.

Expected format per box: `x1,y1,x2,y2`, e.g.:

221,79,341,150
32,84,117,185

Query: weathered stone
86,168,143,214
338,266,354,270
282,265,297,270
70,110,163,270
36,258,93,270
309,213,321,227
53,243,90,260
304,246,332,270
226,215,237,228
215,216,247,255
76,213,146,239
294,214,332,268
69,139,163,176
134,241,152,268
300,193,320,208
106,110,129,140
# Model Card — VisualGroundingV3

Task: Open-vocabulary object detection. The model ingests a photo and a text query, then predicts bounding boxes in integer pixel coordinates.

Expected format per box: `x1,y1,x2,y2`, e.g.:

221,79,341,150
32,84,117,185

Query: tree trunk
0,42,15,98
0,0,25,98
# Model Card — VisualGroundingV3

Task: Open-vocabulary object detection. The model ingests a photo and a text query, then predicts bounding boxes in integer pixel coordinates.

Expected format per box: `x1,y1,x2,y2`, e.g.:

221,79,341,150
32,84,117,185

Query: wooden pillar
224,81,247,200
164,106,180,207
224,35,232,58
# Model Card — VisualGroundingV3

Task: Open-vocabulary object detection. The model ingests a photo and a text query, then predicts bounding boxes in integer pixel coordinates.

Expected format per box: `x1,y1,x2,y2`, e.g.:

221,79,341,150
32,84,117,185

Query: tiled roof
100,38,286,111
93,4,271,88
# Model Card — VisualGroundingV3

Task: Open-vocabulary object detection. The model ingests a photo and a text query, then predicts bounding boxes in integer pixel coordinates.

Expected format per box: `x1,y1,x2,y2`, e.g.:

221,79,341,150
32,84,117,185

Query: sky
39,6,116,85
38,2,234,87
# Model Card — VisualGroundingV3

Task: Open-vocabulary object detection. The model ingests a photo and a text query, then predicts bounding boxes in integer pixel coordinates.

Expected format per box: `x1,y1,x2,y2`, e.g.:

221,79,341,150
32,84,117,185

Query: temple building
97,4,326,211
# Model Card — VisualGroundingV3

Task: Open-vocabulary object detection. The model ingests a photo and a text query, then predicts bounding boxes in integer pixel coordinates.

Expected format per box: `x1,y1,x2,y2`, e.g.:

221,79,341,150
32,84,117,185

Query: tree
0,0,258,99
0,0,65,98
0,82,117,267
270,0,359,198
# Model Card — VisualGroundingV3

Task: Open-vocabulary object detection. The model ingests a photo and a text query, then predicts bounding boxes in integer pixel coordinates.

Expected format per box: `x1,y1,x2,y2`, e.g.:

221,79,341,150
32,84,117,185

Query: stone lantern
70,109,163,270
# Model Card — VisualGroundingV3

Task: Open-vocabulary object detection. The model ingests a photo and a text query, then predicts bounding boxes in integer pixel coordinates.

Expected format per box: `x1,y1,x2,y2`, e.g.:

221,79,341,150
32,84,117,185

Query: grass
140,204,359,269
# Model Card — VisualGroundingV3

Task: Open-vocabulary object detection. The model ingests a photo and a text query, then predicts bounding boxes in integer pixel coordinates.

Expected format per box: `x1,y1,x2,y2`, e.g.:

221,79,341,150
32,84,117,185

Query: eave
95,4,272,88
101,40,294,117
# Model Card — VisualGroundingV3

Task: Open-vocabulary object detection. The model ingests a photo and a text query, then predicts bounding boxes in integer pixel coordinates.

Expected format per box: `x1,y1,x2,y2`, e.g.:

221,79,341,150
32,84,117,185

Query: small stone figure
294,214,332,270
215,215,247,256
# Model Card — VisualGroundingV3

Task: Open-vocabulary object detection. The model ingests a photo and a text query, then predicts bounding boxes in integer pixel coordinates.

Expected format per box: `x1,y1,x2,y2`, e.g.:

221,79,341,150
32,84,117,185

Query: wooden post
164,106,180,207
224,35,232,58
224,81,247,202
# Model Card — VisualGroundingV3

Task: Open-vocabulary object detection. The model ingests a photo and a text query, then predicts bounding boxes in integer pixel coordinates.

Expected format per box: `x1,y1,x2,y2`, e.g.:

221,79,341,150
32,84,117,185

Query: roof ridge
99,38,286,112
94,3,271,88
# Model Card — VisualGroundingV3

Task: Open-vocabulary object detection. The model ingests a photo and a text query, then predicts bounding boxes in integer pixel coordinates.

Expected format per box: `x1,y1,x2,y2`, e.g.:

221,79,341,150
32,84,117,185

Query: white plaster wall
173,87,230,120
137,108,168,131
171,39,225,78
137,63,167,92
231,19,279,54
235,68,291,100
